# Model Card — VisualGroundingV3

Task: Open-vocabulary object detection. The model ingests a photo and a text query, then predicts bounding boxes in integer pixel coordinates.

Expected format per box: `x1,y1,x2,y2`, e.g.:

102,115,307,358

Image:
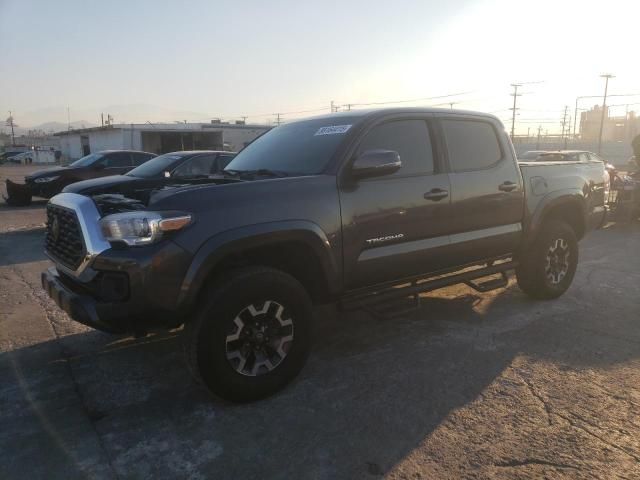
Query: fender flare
176,220,341,309
524,189,586,247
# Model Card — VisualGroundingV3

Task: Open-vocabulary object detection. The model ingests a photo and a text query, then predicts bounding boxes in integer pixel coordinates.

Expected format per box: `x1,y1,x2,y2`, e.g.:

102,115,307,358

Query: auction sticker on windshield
314,125,352,136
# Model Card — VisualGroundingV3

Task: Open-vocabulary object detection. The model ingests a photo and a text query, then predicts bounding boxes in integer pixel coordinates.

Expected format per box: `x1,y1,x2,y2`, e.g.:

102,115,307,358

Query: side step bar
339,260,517,312
464,271,509,293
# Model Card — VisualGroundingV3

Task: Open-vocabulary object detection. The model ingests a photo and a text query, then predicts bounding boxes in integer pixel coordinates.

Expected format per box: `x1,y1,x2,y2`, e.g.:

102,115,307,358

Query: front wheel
516,220,578,300
184,267,312,402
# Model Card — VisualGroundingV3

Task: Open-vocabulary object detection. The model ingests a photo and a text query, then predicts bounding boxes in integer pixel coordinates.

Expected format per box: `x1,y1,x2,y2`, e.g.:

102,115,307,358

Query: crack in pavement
514,370,553,426
8,263,122,480
494,458,579,470
554,411,640,463
512,368,640,463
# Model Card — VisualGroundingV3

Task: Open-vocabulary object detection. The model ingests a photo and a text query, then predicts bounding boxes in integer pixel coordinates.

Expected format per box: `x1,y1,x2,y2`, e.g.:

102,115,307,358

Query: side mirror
164,171,171,178
351,149,401,179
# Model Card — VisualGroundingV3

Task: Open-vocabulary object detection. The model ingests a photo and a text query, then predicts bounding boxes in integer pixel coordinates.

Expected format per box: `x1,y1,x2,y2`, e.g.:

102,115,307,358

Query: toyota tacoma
41,108,607,402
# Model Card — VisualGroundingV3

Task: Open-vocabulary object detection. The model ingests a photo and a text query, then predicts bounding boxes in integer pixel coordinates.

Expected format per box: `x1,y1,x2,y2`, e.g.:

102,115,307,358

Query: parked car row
518,149,617,197
517,149,613,166
0,150,28,164
3,149,236,205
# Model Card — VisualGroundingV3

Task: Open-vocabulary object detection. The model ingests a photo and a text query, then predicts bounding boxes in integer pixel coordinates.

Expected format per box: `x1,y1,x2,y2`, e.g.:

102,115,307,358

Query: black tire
184,266,312,403
516,220,578,300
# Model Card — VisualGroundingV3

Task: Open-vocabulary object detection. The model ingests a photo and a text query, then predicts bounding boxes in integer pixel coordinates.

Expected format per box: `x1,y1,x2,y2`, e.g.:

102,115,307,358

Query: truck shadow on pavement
2,265,640,479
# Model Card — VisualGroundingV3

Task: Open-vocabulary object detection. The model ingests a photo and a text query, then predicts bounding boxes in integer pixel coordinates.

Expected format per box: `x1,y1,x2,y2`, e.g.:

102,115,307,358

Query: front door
339,118,453,290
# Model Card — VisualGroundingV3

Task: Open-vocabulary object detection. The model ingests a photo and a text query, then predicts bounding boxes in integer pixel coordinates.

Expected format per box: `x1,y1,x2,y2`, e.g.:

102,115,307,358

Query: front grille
45,204,86,270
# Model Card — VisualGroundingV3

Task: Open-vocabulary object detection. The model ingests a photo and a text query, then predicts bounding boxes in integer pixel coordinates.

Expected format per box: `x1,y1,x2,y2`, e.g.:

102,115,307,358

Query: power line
508,81,545,137
341,91,474,108
196,91,479,124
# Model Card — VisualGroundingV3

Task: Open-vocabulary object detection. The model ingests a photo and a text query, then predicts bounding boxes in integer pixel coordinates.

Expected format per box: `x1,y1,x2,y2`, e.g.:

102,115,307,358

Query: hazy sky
1,0,638,132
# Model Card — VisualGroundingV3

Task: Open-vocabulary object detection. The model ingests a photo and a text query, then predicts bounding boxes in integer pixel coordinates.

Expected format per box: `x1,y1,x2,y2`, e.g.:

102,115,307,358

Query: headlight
99,211,192,246
34,175,60,183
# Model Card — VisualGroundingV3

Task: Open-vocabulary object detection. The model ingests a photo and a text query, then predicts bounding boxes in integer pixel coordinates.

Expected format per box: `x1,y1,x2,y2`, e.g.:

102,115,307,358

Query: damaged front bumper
3,179,33,206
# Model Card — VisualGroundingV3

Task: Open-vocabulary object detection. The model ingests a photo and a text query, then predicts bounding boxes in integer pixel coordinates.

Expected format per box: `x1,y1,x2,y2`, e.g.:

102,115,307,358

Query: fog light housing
99,272,130,302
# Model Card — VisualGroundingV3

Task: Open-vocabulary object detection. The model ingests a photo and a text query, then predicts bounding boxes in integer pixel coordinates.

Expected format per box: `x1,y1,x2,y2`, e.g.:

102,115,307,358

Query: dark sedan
62,150,236,201
4,150,156,205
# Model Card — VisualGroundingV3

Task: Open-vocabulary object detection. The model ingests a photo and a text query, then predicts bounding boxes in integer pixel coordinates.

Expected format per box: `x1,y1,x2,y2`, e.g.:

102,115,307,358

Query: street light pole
597,74,615,154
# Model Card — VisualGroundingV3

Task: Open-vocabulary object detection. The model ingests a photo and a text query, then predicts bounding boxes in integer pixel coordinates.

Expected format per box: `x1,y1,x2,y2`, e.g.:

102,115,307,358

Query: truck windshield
69,153,105,167
224,117,358,175
127,153,184,178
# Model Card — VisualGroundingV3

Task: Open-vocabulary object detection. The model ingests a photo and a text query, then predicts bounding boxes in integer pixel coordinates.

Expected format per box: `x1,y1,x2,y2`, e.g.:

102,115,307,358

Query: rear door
132,152,154,166
339,116,454,289
103,152,134,175
440,116,524,264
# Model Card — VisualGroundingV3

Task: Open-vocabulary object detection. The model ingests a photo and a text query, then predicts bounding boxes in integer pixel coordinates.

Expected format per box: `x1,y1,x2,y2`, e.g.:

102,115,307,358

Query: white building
55,121,270,161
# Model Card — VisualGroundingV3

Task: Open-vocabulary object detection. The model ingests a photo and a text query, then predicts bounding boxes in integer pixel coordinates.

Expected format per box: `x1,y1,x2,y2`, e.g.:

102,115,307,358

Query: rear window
442,120,502,172
538,153,566,162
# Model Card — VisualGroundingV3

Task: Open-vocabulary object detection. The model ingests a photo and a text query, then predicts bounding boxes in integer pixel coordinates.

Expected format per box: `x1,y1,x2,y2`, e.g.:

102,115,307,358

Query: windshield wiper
224,169,289,178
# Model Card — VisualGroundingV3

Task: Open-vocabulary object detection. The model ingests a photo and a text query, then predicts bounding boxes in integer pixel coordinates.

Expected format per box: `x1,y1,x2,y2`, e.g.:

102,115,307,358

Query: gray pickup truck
41,108,607,402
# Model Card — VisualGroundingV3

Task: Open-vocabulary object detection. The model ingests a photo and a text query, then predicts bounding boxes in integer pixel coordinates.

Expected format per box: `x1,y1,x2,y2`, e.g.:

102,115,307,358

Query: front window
357,120,434,177
69,152,104,167
127,153,185,178
224,117,359,176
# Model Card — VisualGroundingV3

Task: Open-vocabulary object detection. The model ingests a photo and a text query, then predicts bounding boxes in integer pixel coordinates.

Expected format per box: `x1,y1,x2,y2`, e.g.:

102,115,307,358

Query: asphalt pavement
1,164,639,479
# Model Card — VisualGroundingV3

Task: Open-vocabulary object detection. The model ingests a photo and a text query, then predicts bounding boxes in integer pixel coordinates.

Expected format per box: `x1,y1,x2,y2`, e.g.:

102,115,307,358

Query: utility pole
275,113,282,126
573,97,579,139
330,100,336,113
510,83,522,138
598,73,615,154
67,107,71,131
6,111,15,146
101,113,104,127
536,125,542,149
561,105,569,149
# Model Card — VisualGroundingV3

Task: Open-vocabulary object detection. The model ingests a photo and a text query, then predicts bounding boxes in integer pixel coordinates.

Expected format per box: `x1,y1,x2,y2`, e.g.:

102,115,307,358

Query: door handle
423,188,449,201
499,181,517,192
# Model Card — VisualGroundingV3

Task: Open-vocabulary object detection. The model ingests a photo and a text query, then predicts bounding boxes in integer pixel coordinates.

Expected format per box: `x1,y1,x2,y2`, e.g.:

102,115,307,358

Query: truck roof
304,107,502,124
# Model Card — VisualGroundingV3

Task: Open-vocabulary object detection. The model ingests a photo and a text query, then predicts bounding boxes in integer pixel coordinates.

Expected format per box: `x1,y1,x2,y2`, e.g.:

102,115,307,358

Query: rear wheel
516,220,578,299
184,267,312,402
